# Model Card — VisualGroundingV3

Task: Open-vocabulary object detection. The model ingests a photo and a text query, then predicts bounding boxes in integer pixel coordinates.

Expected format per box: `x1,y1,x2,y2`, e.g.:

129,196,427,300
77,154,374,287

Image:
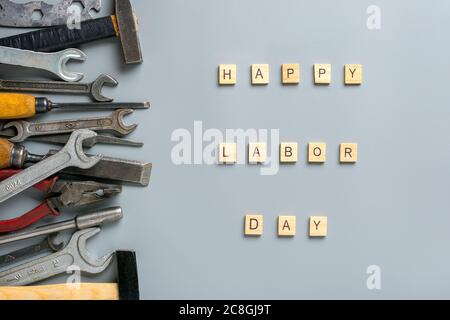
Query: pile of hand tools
0,0,147,300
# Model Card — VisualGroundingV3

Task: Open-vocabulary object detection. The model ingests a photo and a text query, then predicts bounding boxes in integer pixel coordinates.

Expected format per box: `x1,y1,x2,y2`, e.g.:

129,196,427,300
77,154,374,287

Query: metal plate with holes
0,0,101,27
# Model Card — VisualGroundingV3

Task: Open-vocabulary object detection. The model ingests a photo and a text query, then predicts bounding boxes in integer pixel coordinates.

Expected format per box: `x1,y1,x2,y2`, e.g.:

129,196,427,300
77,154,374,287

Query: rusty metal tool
0,129,101,204
0,228,115,286
3,109,138,142
0,0,101,28
0,74,118,102
0,0,143,64
0,169,122,233
0,138,151,186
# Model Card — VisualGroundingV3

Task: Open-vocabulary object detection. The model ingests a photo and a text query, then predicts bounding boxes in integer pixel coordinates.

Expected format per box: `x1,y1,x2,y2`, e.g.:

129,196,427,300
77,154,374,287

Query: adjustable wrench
0,74,118,102
0,228,114,286
0,46,86,82
4,109,138,142
0,129,101,204
0,0,101,28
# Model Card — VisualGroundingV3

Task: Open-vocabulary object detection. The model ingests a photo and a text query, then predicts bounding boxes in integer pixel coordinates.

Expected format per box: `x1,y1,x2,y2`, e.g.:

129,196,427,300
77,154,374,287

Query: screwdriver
0,93,150,119
0,138,42,169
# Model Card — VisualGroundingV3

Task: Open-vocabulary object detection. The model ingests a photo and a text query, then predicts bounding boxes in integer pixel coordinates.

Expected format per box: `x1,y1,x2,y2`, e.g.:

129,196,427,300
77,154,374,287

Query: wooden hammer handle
0,283,119,300
0,16,119,52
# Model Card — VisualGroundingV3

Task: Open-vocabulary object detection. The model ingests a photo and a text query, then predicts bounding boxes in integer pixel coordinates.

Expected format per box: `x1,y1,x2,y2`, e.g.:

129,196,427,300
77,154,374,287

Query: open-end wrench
27,134,144,148
0,46,86,82
0,129,144,148
0,74,118,102
0,228,114,286
0,129,101,205
4,109,137,143
0,234,63,268
0,0,101,28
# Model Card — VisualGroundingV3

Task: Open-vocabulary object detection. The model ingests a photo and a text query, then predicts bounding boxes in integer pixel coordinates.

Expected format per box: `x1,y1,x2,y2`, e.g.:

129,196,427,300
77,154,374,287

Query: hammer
0,0,142,64
0,251,140,300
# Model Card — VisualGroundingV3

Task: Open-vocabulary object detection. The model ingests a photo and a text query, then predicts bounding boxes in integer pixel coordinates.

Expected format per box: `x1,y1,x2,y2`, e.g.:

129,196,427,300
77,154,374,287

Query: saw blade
0,0,101,28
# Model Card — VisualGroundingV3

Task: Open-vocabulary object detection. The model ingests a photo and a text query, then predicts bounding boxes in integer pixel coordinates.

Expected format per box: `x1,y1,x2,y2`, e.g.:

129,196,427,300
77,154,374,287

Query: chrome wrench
26,134,144,148
0,74,118,102
0,234,63,268
0,46,86,82
0,129,101,204
0,228,113,286
4,109,138,143
0,0,101,28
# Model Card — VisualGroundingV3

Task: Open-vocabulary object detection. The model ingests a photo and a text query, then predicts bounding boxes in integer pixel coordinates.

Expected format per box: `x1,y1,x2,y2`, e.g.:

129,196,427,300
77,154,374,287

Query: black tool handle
0,16,117,52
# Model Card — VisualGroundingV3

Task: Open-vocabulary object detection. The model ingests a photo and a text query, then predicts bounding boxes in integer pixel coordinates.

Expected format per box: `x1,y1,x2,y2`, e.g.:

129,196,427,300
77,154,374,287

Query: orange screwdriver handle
0,93,36,119
0,139,14,169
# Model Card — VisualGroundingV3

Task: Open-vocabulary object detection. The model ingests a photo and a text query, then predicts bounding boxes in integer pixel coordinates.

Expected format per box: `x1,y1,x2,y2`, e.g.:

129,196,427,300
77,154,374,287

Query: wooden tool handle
0,16,118,52
0,283,119,300
0,139,14,169
0,93,36,119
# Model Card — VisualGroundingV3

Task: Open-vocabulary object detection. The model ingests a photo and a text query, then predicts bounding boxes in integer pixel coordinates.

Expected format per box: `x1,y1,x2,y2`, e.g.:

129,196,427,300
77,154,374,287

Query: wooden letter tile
251,64,270,85
245,215,263,236
308,142,327,163
280,142,298,163
282,64,300,84
278,216,296,237
314,64,331,84
218,64,237,85
309,216,328,237
249,143,267,164
345,64,363,85
340,143,358,163
219,143,237,164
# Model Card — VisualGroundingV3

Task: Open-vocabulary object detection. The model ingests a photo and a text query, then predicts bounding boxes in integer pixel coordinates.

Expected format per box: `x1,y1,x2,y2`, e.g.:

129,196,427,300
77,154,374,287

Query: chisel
0,138,152,186
0,93,149,120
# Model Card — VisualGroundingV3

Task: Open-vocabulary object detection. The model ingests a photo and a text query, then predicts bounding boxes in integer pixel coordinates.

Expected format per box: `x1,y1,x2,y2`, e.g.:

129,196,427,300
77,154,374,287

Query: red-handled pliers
0,170,122,233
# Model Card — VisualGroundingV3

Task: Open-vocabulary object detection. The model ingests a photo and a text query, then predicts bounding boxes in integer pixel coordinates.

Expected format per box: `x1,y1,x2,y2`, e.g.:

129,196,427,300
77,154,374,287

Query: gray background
1,0,450,299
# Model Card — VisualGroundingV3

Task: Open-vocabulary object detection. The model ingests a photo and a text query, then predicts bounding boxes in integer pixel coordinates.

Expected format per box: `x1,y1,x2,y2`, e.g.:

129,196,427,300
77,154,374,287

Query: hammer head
117,251,140,300
116,0,143,64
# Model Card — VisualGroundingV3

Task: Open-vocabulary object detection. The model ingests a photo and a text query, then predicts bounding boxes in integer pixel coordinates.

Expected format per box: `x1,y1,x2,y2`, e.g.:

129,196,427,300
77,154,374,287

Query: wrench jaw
74,228,115,275
57,49,87,82
91,74,118,103
3,121,27,143
65,129,102,169
114,109,138,136
83,0,102,16
47,234,65,252
0,229,112,286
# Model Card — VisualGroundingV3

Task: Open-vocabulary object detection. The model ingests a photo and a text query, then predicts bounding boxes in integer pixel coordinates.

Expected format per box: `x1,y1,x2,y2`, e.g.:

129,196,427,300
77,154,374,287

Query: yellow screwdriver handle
0,93,36,119
0,139,14,169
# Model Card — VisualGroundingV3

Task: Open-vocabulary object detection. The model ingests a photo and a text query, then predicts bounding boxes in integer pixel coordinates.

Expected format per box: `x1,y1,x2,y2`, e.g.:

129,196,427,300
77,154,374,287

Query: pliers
0,170,122,233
